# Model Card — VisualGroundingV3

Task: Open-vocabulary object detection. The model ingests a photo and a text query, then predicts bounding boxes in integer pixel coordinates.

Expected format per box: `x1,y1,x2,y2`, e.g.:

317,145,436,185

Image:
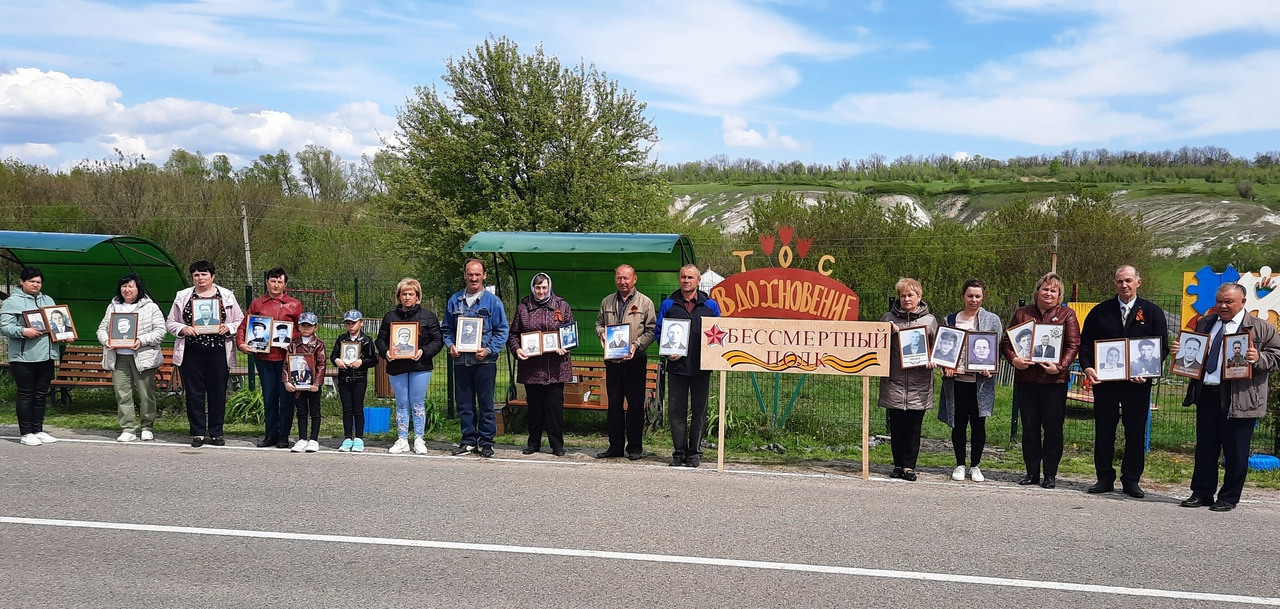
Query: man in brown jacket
595,264,656,460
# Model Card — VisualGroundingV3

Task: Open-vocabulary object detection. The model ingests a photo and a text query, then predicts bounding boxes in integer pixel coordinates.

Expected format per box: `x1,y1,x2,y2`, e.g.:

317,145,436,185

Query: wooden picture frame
339,340,362,364
1223,332,1253,381
559,322,580,350
1007,320,1035,361
42,305,77,343
1127,337,1163,378
389,322,419,360
245,315,273,353
22,309,47,332
930,326,965,369
604,323,631,360
1094,338,1129,382
658,318,692,357
270,321,294,349
456,316,483,353
520,331,543,357
1171,330,1209,380
898,325,930,369
287,353,315,390
541,331,561,353
191,297,222,334
965,332,998,372
107,312,139,348
1030,323,1064,364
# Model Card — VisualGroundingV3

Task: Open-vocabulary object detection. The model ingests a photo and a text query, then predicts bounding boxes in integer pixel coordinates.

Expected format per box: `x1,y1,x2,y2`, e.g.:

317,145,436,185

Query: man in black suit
1079,265,1168,498
903,331,926,356
1032,334,1056,359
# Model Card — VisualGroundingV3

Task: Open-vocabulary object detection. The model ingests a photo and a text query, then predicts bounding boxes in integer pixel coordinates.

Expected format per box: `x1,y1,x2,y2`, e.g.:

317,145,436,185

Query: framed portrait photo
930,326,965,369
22,309,47,332
1223,332,1252,381
456,317,483,353
244,315,273,353
898,326,930,369
42,305,77,343
559,322,580,350
1094,338,1129,382
520,331,543,357
604,324,631,360
287,353,315,390
190,297,222,334
965,332,998,372
1171,330,1209,380
541,331,561,353
389,322,419,360
270,321,294,349
1007,320,1035,361
1030,323,1064,364
1127,337,1163,378
339,340,361,364
658,318,692,357
107,312,139,348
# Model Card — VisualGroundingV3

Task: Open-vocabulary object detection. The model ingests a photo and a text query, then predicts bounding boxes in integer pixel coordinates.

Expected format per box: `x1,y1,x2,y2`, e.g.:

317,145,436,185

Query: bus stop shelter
0,231,188,341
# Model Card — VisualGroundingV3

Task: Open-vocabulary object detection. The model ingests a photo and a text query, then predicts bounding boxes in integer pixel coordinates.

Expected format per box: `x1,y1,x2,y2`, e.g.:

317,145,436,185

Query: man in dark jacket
656,265,721,468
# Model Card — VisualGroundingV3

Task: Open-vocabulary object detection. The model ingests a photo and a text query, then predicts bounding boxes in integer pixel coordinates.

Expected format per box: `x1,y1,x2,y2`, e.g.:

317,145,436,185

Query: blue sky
2,0,1278,171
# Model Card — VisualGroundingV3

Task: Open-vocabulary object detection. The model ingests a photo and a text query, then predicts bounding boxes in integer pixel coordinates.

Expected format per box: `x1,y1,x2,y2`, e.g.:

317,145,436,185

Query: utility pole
240,203,253,285
1050,230,1059,273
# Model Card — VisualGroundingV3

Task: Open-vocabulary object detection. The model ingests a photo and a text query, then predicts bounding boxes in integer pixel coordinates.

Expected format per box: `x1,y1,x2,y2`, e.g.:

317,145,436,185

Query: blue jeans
455,363,497,447
254,358,295,439
389,370,431,440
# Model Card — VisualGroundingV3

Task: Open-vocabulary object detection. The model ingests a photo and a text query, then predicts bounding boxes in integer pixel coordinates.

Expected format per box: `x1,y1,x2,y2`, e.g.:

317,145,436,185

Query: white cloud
721,116,807,151
0,68,123,118
0,143,58,158
951,151,970,161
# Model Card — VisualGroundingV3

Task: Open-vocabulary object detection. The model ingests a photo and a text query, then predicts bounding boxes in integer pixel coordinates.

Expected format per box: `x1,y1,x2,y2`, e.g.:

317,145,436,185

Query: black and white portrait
965,332,997,372
456,317,483,353
1094,339,1129,382
1031,323,1063,364
659,318,691,357
270,321,294,349
898,326,930,369
930,327,964,369
1128,338,1162,378
1223,332,1252,380
1171,330,1207,379
191,297,221,334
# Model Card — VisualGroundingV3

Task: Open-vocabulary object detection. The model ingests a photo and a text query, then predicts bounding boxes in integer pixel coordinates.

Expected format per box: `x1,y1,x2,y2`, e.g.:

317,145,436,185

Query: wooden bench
501,360,662,434
50,345,182,411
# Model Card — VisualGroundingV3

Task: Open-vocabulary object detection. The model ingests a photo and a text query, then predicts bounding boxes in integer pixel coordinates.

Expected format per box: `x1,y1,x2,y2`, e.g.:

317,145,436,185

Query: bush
1236,180,1255,200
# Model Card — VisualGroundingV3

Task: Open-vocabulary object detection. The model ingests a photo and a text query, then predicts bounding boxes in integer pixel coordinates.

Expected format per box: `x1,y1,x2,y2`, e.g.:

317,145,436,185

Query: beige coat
878,302,939,411
96,295,167,371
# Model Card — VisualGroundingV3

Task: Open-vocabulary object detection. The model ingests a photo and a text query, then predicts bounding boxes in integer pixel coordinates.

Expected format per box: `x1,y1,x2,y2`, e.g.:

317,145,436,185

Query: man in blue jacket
656,265,721,468
443,259,509,458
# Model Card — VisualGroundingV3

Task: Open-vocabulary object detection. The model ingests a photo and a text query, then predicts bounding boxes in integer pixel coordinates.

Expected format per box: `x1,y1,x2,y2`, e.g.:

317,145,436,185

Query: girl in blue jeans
375,278,444,454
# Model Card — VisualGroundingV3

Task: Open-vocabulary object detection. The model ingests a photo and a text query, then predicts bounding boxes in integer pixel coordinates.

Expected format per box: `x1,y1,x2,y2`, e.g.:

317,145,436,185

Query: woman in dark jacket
999,271,1080,489
878,277,938,481
507,273,573,456
376,278,444,455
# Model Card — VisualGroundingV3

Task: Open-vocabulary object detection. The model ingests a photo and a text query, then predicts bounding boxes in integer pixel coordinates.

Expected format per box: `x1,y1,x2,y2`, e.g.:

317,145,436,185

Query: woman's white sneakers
20,433,41,446
117,432,137,442
388,438,410,454
34,432,57,443
952,465,966,481
291,439,309,453
970,466,984,482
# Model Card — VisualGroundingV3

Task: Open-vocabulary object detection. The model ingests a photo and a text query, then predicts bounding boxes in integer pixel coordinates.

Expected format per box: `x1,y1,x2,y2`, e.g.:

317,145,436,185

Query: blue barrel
1248,454,1279,471
363,407,391,434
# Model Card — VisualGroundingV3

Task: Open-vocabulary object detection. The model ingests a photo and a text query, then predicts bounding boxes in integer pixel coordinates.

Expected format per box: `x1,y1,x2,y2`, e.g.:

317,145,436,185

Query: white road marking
2,516,1277,605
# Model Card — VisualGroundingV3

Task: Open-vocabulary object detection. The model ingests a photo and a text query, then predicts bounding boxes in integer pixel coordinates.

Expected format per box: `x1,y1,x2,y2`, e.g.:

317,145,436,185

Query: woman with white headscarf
507,273,573,456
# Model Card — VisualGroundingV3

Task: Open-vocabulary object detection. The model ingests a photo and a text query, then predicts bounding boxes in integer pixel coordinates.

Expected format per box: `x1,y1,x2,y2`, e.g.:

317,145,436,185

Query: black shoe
521,447,539,455
627,452,643,461
276,439,291,449
890,467,905,479
1017,475,1039,485
669,455,685,467
1180,496,1212,508
209,436,225,446
1122,483,1145,499
452,444,476,456
191,436,204,448
256,436,277,448
596,450,624,459
552,448,566,456
1087,482,1115,494
902,468,917,482
685,456,701,468
1040,477,1056,489
480,446,494,458
1209,500,1236,512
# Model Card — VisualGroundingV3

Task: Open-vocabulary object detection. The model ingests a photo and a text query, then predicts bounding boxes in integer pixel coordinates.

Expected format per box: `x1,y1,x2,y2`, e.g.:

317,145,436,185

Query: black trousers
1017,382,1067,478
1091,381,1152,485
524,382,565,452
295,390,322,441
1190,385,1257,505
12,359,55,435
604,354,647,455
887,408,925,469
337,378,367,439
181,345,229,437
952,380,986,467
668,372,712,458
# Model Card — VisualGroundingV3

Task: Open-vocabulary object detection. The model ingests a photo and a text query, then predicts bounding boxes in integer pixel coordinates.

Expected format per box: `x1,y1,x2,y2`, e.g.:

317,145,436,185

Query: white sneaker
306,440,319,453
291,439,308,453
413,438,428,454
970,466,985,482
117,432,137,442
140,430,154,441
952,465,966,481
388,438,410,454
20,433,42,446
34,432,58,443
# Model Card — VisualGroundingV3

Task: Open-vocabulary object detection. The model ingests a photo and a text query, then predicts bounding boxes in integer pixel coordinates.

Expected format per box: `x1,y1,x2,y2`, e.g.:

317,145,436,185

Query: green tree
380,36,671,293
296,144,350,204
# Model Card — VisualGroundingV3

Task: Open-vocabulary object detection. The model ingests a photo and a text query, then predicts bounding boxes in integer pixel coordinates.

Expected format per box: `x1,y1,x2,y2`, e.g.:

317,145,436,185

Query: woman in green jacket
0,267,61,446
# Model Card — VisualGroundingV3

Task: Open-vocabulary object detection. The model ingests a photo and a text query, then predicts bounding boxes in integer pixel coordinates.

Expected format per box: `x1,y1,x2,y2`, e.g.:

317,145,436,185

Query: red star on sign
704,324,726,347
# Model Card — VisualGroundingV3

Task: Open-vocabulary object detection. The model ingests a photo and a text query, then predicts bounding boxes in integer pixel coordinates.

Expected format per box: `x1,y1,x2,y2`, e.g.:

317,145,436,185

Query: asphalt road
2,428,1279,608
